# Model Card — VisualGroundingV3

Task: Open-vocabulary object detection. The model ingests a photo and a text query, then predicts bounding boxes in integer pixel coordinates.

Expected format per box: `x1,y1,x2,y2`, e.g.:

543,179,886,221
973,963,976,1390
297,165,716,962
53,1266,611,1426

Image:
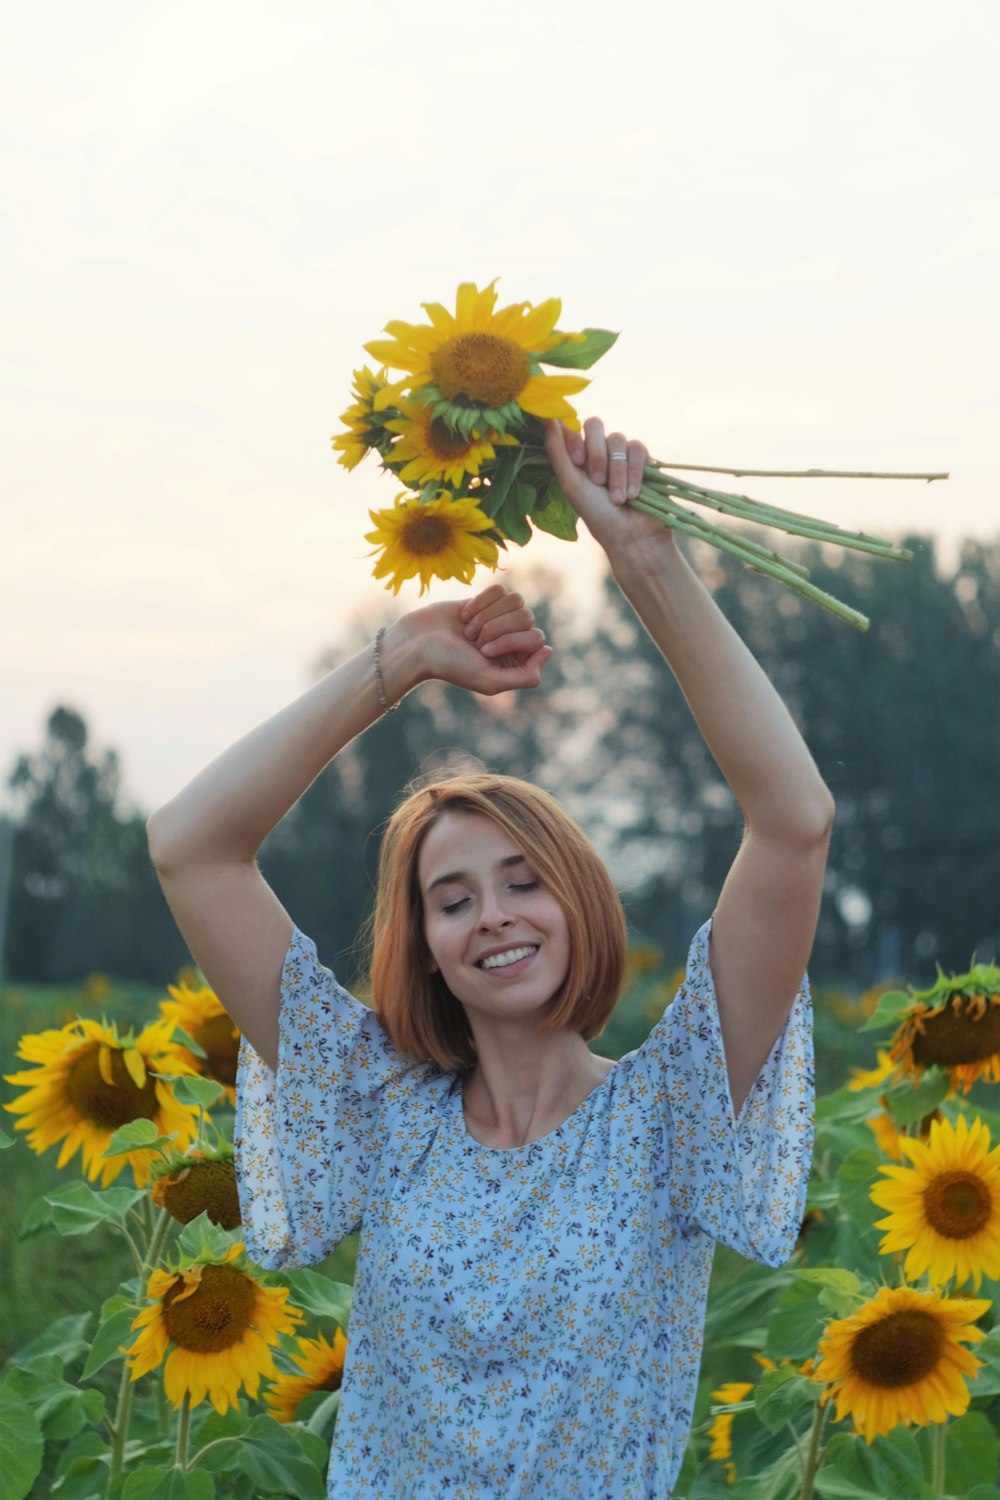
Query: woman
147,417,834,1498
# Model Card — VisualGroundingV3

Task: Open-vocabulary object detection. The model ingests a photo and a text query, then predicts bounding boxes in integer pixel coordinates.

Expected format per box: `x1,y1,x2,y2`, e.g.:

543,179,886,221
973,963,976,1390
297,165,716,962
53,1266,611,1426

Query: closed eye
510,880,540,893
441,896,470,915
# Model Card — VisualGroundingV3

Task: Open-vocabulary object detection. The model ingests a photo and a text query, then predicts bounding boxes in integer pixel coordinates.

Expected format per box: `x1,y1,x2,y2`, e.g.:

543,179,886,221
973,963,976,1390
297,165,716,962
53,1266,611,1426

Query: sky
4,0,998,813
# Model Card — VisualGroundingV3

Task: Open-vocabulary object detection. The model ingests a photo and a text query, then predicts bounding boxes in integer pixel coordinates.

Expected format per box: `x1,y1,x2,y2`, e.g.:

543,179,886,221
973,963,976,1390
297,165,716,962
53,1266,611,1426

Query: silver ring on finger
609,450,627,460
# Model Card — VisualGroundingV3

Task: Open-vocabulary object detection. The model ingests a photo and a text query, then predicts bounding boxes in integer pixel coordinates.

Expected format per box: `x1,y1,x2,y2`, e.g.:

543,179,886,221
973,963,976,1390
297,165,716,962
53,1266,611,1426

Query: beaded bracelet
373,626,398,714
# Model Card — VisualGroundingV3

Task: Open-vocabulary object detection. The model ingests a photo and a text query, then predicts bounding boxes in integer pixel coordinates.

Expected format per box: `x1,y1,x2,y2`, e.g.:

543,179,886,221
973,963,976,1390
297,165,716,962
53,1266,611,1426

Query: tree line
4,531,998,990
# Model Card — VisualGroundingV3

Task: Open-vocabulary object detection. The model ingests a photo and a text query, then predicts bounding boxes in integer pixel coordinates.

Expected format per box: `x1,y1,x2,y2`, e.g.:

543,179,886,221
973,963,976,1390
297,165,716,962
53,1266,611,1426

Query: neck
462,1031,614,1148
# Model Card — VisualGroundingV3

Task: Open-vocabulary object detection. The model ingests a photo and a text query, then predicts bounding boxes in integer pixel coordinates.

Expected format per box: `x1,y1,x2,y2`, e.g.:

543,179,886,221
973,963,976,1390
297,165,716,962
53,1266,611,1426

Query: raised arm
544,419,834,1112
147,589,550,1068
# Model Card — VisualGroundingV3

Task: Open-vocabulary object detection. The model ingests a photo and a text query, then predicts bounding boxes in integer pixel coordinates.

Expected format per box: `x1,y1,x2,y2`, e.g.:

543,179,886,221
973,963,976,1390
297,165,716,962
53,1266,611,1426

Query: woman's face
417,811,572,1028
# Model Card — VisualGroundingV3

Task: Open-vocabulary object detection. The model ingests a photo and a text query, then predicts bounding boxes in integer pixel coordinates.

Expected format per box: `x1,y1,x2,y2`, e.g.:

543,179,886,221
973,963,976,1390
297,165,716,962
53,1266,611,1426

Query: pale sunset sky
4,0,998,811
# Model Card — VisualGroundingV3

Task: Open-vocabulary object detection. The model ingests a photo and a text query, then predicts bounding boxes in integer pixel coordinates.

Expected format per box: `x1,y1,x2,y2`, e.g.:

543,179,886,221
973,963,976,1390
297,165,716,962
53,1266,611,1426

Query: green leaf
541,327,619,370
727,1445,802,1500
790,1267,865,1315
104,1118,178,1158
753,1369,821,1433
51,1431,109,1499
168,1075,226,1111
272,1269,352,1328
884,1070,950,1126
765,1279,830,1362
0,1391,45,1500
167,1026,207,1059
966,1325,1000,1395
82,1305,140,1379
17,1189,58,1242
176,1211,240,1264
39,1384,100,1441
0,1122,16,1147
530,481,579,541
860,988,913,1031
492,481,535,546
946,1410,1000,1491
818,1429,928,1497
834,1148,885,1229
237,1413,327,1499
45,1180,144,1236
8,1310,94,1368
121,1467,216,1500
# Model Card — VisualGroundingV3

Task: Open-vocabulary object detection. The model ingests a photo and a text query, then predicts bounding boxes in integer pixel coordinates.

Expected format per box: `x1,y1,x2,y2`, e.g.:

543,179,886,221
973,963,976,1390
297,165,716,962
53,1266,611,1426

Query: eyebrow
425,853,529,896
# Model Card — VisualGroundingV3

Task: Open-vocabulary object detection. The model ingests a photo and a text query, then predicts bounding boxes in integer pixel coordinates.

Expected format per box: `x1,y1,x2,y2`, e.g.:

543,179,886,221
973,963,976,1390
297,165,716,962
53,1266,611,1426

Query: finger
563,425,586,467
479,644,553,692
474,606,535,646
606,431,629,504
543,419,583,492
626,437,648,500
583,417,608,487
479,626,546,658
459,582,511,625
463,592,529,640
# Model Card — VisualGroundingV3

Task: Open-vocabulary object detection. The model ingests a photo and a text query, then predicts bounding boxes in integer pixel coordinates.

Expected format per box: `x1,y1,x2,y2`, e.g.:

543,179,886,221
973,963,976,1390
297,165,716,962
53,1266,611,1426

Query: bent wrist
376,617,429,707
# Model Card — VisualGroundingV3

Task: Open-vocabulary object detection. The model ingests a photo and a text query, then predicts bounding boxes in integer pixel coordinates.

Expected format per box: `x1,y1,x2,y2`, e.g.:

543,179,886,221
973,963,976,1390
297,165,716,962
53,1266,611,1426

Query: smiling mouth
476,945,539,971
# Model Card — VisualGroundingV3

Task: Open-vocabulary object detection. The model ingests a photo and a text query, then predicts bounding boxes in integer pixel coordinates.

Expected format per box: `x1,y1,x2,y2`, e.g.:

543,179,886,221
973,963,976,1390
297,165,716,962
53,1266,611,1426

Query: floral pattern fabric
235,917,814,1499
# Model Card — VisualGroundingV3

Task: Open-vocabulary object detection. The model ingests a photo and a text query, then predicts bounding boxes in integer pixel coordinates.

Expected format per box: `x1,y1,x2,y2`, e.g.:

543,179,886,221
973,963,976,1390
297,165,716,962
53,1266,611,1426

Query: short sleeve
234,927,414,1269
622,917,814,1266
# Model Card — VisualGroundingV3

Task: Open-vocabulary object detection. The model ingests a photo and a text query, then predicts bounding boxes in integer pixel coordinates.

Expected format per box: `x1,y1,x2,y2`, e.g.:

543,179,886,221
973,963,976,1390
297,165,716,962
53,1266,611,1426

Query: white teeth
479,946,538,970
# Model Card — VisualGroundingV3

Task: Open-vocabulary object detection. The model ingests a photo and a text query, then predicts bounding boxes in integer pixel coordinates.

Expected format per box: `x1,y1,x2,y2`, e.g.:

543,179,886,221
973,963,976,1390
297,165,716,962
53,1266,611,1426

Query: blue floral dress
235,917,813,1499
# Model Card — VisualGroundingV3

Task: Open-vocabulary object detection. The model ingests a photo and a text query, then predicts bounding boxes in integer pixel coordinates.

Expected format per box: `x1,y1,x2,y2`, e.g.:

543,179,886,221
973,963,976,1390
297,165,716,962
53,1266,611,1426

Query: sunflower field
4,952,1000,1500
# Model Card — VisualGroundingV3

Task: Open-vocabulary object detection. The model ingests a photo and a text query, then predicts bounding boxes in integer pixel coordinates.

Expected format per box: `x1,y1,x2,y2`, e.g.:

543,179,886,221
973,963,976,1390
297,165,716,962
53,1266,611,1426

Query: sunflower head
125,1242,303,1415
151,1147,242,1230
159,979,241,1103
4,1017,200,1187
331,365,397,470
264,1328,348,1423
889,963,1000,1094
870,1112,1000,1290
364,280,589,436
815,1282,988,1442
382,396,518,489
364,490,499,596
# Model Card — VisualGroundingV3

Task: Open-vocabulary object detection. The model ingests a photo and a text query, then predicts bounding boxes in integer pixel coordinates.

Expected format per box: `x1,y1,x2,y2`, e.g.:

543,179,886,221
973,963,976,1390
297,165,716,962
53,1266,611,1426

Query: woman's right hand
384,584,553,699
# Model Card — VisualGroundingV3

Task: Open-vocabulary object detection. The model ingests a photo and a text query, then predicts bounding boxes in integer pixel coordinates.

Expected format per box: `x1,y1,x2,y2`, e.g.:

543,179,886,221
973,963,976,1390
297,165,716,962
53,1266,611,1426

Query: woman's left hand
543,417,671,564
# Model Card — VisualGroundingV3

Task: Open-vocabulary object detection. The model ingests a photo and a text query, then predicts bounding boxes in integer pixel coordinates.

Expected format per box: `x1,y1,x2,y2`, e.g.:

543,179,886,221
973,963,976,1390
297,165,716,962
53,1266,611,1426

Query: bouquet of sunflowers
334,279,946,630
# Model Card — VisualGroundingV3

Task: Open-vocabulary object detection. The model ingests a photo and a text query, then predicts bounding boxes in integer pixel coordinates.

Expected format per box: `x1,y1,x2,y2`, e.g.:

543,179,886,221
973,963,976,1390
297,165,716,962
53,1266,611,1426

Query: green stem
799,1398,830,1500
645,469,913,559
638,487,813,577
107,1361,136,1487
932,1420,948,1496
107,1205,174,1489
649,459,948,482
631,493,871,630
176,1394,191,1470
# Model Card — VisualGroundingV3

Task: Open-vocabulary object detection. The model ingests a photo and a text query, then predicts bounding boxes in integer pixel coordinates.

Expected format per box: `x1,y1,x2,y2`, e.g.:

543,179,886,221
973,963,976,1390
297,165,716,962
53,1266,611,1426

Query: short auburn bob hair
369,771,628,1074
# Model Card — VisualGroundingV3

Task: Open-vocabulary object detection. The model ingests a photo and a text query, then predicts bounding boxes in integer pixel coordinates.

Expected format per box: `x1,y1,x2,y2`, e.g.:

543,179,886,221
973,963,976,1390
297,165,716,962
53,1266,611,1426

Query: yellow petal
123,1048,147,1090
98,1045,115,1087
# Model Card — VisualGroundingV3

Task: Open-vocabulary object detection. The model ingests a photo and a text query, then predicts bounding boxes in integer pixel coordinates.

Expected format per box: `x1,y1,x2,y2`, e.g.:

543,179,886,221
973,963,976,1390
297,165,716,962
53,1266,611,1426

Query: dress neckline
452,1060,619,1155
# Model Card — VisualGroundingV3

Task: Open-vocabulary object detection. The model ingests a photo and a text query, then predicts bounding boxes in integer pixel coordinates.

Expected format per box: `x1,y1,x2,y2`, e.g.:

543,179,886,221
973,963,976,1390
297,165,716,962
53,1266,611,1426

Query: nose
478,889,514,931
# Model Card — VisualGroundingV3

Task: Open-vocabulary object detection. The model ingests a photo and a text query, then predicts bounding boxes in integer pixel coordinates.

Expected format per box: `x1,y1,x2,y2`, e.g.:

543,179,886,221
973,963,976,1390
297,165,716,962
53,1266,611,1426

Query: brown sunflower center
65,1044,160,1129
426,415,473,461
162,1264,255,1353
850,1309,945,1388
315,1366,345,1394
400,513,454,556
923,1170,993,1240
430,333,530,408
160,1160,242,1231
911,1001,1000,1067
194,1013,240,1088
